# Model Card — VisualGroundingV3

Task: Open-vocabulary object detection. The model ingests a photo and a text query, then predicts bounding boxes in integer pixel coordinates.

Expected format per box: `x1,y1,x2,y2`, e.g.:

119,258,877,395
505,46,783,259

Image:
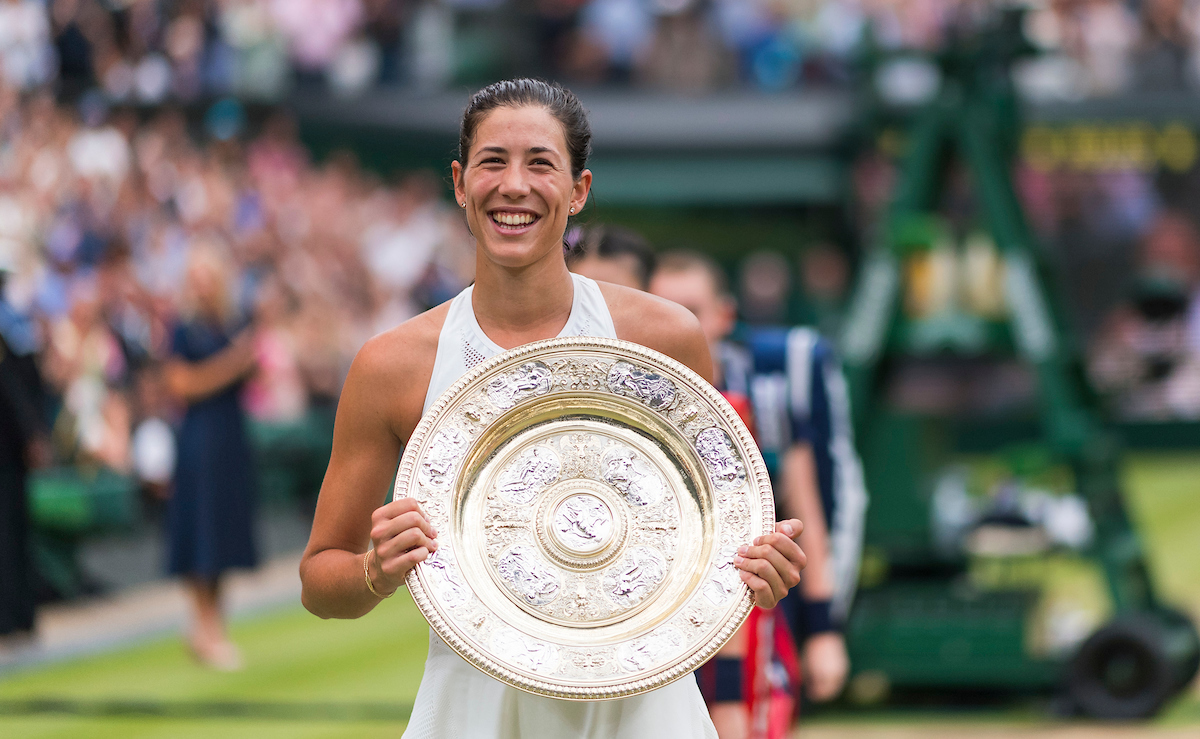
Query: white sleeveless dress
402,274,717,739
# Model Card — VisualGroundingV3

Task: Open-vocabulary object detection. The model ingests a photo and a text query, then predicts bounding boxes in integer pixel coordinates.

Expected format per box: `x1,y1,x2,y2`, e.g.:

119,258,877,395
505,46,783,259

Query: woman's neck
471,252,575,350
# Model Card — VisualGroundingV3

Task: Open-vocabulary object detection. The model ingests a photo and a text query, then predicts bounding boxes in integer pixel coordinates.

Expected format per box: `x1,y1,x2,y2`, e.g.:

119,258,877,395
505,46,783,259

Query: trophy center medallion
550,493,615,556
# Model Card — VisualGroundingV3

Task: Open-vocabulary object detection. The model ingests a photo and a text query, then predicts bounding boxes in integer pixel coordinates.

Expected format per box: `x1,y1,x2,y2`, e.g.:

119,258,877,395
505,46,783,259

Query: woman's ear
451,160,465,207
570,169,592,214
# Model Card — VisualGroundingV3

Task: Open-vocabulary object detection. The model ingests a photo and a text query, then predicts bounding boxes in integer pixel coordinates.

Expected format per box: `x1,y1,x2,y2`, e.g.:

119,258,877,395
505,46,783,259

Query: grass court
2,454,1198,738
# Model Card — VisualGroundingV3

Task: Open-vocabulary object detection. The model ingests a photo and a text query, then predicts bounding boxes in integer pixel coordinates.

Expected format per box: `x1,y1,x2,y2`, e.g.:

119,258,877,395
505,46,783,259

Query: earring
570,206,575,214
460,202,465,208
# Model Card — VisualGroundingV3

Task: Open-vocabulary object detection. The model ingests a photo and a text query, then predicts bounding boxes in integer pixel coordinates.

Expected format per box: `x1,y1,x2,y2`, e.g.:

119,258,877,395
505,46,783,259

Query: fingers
738,570,780,609
733,521,808,609
736,551,787,608
377,545,431,586
736,541,793,589
370,509,437,548
770,521,808,573
375,524,438,560
369,498,440,590
738,533,804,583
777,518,804,540
371,497,428,527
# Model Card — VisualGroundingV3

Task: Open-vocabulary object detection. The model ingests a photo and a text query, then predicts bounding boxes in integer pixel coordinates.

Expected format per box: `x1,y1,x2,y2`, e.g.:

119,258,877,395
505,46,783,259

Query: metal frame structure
838,12,1199,718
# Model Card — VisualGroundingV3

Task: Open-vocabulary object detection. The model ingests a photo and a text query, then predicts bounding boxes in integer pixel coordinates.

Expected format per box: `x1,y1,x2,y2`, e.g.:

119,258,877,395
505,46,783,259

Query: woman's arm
164,329,257,403
299,317,440,619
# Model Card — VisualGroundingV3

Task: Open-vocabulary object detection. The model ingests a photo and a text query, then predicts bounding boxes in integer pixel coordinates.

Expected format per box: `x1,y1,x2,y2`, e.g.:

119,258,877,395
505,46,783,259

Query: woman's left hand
733,519,807,609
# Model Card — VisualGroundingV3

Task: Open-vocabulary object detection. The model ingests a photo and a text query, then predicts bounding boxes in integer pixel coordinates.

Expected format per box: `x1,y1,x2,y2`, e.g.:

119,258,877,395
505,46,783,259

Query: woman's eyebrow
478,145,556,155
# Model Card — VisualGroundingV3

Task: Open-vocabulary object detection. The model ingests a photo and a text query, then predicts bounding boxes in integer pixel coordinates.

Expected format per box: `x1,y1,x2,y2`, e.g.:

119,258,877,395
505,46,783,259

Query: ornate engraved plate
395,337,773,701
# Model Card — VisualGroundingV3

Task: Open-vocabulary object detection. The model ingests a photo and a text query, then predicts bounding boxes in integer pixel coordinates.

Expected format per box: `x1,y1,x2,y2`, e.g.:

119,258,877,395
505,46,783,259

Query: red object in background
719,388,799,738
743,606,800,739
722,391,756,436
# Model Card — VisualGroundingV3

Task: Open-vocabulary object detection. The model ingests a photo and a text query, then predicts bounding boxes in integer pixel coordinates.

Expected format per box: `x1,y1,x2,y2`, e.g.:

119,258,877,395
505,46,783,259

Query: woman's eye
531,159,553,168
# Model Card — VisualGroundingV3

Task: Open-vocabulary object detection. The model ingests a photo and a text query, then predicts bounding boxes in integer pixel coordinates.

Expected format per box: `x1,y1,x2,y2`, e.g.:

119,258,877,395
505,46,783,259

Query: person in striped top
652,250,867,739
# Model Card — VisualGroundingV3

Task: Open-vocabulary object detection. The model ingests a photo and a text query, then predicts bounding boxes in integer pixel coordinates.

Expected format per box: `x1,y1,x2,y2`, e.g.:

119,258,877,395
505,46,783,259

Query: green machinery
838,12,1200,718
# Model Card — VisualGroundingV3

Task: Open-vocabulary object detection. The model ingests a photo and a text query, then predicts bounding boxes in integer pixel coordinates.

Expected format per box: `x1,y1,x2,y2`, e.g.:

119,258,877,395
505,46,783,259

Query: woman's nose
498,163,531,197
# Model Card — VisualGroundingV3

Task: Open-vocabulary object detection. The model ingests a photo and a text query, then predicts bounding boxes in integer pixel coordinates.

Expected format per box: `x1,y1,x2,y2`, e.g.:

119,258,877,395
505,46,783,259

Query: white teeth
493,212,535,226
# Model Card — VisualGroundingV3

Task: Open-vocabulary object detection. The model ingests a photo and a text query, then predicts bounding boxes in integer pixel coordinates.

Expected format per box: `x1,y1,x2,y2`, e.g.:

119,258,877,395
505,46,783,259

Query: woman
164,244,259,671
299,79,806,738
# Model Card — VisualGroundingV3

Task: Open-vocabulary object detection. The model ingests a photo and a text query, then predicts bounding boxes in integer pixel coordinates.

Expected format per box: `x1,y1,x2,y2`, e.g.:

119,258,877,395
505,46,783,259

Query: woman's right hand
366,497,439,595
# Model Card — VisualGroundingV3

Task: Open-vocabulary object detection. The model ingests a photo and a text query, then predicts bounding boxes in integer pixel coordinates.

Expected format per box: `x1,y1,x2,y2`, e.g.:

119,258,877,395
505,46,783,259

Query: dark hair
566,225,656,289
654,250,731,298
459,79,592,180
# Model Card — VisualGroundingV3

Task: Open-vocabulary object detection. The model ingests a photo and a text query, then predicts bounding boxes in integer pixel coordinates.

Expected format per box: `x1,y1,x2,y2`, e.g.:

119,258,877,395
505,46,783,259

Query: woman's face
453,105,591,271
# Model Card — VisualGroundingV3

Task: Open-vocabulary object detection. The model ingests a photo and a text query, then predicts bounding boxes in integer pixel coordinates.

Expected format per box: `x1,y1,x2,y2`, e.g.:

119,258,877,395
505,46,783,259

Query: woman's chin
478,239,561,270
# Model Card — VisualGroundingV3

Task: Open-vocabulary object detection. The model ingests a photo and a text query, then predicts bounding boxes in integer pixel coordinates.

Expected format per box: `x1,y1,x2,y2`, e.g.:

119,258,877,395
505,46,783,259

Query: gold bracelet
363,550,393,599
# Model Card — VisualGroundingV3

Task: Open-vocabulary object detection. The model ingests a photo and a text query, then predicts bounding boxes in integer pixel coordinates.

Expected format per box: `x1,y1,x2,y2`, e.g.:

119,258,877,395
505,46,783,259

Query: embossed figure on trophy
556,432,602,478
496,544,562,605
694,427,746,491
553,495,614,552
601,446,664,506
604,547,667,606
617,629,684,673
607,361,677,409
487,361,553,409
702,546,743,605
492,628,559,673
497,446,562,505
424,547,470,609
420,427,470,489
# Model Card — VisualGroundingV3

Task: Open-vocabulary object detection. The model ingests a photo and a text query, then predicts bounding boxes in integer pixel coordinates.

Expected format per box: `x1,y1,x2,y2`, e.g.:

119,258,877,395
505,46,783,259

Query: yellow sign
1021,123,1196,173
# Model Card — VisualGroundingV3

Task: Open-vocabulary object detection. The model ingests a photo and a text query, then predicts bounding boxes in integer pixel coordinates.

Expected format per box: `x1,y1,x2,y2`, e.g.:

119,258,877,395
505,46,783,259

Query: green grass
1123,454,1200,612
2,453,1199,738
0,717,409,739
0,593,429,737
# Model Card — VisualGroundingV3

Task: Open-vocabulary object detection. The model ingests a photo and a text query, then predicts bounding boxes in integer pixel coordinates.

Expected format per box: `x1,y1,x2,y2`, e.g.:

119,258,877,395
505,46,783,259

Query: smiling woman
297,79,806,739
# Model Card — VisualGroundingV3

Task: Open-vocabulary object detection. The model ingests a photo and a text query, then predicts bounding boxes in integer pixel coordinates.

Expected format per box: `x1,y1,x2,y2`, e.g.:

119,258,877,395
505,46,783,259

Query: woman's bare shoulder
355,302,448,373
596,282,713,382
344,301,452,441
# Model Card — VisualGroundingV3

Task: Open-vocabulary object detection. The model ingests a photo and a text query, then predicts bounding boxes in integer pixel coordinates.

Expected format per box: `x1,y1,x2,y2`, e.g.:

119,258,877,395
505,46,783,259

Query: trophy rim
396,336,774,701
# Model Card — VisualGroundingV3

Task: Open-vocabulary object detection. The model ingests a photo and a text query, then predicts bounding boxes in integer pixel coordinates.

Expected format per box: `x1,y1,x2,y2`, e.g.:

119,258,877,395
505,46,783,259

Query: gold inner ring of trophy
535,480,630,571
453,390,718,643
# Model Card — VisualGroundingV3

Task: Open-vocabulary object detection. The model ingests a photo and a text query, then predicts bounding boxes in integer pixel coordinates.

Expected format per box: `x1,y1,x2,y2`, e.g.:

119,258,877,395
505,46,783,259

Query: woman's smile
488,207,542,235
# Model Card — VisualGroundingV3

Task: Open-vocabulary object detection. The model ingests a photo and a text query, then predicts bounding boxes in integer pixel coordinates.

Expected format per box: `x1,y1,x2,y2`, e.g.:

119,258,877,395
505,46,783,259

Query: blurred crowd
1018,0,1200,99
6,1,1200,98
0,79,474,486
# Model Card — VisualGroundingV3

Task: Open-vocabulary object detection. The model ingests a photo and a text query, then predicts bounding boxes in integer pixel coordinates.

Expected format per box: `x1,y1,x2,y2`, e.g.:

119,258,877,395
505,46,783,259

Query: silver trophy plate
395,337,773,700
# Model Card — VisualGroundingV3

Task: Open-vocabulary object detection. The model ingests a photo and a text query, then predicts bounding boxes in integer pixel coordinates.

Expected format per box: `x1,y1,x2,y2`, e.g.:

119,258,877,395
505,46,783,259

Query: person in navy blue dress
164,245,259,670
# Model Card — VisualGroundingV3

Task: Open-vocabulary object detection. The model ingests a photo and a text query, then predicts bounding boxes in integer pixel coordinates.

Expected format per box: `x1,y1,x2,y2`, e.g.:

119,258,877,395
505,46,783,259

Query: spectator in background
653,250,867,737
1133,0,1197,92
0,0,56,91
42,274,132,470
163,243,260,671
566,223,656,289
242,270,306,423
652,251,791,739
0,254,49,648
796,243,851,338
739,250,791,325
1091,210,1200,419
